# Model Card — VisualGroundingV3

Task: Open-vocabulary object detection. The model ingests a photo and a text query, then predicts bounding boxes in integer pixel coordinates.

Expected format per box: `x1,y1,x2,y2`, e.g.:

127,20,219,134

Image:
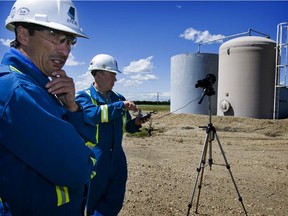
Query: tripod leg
194,157,206,214
214,132,248,216
195,131,214,213
208,130,214,170
187,133,209,216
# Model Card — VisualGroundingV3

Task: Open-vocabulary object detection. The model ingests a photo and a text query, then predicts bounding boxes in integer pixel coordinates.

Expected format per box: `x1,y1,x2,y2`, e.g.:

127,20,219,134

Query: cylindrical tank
217,36,276,119
170,53,218,114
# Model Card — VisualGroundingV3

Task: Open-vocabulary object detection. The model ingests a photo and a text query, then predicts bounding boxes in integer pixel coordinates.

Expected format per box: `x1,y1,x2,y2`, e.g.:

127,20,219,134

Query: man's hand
45,70,78,112
123,101,138,112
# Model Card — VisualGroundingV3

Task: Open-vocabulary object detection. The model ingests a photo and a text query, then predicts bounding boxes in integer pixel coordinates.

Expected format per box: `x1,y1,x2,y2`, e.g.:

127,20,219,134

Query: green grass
137,104,170,112
126,104,169,137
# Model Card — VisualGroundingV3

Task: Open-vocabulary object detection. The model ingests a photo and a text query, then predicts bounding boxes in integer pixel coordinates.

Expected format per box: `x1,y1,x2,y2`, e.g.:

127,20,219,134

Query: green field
137,104,170,112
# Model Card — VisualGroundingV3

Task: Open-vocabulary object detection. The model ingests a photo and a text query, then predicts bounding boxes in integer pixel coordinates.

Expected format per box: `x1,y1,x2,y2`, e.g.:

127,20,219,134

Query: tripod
186,90,248,216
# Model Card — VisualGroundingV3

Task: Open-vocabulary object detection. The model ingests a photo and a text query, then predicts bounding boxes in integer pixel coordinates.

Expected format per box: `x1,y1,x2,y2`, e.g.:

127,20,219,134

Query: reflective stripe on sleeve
55,186,70,206
100,104,109,123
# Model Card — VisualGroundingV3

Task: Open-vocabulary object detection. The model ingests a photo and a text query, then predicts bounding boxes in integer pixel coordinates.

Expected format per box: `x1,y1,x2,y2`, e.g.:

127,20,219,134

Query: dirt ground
118,111,288,216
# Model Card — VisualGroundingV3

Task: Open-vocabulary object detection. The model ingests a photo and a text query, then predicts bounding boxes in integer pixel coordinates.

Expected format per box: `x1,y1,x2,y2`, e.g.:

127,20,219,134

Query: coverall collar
1,48,50,88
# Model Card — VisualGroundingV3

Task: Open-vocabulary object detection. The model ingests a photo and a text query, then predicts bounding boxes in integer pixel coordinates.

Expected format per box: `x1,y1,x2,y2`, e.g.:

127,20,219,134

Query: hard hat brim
6,20,88,38
89,69,122,74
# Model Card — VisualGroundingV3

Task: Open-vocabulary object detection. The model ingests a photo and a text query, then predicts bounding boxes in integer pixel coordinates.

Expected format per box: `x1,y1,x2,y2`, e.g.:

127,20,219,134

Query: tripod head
195,73,216,104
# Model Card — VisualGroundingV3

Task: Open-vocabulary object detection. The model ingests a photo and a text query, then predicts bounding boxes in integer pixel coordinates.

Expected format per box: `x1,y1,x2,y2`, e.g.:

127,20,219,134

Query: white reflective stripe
100,104,109,122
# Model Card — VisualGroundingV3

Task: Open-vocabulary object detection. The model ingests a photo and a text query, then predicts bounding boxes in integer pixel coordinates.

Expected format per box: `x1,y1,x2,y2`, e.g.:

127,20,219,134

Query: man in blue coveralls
76,54,150,216
0,0,97,215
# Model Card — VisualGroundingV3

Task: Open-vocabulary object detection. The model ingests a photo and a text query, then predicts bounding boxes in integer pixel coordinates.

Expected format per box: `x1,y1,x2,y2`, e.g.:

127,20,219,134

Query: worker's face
95,71,117,91
18,26,75,77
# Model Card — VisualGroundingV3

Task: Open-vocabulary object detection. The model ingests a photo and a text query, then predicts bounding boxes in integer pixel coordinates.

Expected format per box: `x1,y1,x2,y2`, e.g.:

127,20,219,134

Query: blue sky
1,1,287,101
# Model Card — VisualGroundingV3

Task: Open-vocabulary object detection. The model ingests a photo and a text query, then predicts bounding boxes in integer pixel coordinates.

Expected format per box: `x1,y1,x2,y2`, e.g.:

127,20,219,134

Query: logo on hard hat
17,7,30,16
67,7,78,26
68,7,75,20
102,64,107,69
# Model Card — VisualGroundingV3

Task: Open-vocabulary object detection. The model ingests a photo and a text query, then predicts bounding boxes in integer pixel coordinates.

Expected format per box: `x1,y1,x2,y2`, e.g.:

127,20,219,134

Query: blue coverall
76,84,141,216
0,48,97,216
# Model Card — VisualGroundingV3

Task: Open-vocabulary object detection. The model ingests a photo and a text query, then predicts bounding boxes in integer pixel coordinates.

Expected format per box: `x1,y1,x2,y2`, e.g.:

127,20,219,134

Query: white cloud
75,56,159,92
0,38,13,47
123,56,154,74
118,56,158,87
180,27,225,44
75,71,94,92
120,56,159,88
65,53,85,66
117,78,143,87
130,73,158,81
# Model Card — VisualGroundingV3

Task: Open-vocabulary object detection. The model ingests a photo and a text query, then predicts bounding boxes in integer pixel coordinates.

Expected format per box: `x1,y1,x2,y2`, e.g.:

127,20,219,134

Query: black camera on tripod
195,74,216,96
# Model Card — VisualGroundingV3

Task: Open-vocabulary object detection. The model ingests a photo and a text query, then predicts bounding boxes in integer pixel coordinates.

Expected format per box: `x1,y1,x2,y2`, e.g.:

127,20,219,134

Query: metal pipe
197,28,271,53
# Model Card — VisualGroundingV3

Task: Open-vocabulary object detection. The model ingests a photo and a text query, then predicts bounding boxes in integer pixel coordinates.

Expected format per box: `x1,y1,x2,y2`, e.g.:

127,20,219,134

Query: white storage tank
217,36,276,119
170,53,218,114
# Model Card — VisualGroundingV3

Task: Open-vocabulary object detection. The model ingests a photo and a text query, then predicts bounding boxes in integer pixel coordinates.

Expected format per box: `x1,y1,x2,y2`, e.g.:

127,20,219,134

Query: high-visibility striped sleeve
100,104,109,123
55,186,70,206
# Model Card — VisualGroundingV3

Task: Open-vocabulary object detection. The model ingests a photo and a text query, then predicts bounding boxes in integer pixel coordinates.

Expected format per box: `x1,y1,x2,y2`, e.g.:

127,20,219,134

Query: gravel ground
118,112,288,216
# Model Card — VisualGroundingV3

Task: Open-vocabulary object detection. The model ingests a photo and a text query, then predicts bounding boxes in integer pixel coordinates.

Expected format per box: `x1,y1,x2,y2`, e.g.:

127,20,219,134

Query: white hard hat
5,0,88,38
88,54,122,74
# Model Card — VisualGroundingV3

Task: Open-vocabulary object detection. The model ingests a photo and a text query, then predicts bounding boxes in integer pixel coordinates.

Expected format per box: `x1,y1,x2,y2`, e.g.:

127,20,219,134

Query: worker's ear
16,26,30,46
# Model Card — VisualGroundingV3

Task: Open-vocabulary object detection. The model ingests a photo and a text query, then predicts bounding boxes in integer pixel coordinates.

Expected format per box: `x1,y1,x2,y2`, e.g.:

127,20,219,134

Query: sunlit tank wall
217,36,276,119
170,53,218,114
